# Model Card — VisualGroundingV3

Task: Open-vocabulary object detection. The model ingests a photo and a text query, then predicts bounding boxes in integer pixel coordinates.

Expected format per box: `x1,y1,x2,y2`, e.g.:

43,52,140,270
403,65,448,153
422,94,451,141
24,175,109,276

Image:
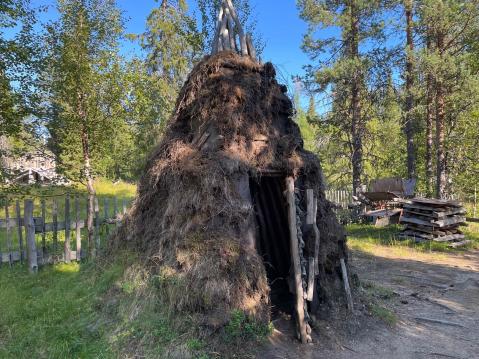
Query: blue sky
31,0,312,97
121,0,311,86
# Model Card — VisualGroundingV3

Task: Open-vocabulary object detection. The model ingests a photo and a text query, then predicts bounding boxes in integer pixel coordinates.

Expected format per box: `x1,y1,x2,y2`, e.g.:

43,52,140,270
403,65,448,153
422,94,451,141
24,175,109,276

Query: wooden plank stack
399,198,469,246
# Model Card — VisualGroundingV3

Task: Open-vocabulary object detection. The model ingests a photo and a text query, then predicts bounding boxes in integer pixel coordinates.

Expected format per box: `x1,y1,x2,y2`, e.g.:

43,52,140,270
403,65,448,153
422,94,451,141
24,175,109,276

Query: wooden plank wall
0,195,130,269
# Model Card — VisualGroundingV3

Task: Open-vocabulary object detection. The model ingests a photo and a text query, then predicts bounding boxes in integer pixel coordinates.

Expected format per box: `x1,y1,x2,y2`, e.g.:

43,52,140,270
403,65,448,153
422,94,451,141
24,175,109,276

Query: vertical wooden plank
474,186,477,219
24,200,38,273
41,199,46,256
285,177,311,344
75,196,81,260
15,200,24,263
113,196,119,228
64,195,71,263
52,199,58,252
95,197,100,253
5,199,12,266
104,197,110,236
313,198,320,275
122,198,127,215
306,189,320,301
340,258,354,312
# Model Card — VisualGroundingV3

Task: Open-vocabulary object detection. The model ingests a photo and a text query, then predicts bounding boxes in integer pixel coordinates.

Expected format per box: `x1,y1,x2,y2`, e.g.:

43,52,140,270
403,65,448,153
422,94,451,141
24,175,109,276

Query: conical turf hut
113,2,350,344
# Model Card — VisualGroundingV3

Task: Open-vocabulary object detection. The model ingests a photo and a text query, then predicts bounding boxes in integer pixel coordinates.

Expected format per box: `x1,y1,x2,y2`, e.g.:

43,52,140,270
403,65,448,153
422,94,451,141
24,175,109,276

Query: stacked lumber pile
399,198,469,247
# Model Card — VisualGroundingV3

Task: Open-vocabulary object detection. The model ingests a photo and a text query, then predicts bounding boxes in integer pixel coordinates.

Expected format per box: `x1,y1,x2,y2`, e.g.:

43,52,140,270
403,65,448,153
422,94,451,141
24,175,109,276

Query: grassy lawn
347,222,479,258
0,252,209,359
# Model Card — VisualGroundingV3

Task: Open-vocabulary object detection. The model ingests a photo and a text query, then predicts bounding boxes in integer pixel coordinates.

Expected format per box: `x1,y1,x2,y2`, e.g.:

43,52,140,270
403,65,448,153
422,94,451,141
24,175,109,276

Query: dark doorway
249,176,294,316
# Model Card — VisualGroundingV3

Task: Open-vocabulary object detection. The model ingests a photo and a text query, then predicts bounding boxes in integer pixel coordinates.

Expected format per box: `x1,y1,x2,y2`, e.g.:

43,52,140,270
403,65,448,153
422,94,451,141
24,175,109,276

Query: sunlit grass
347,223,479,259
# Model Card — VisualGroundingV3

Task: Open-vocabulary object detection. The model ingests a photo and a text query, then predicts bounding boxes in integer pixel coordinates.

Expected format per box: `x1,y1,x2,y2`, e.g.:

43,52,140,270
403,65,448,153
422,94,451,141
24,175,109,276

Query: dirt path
258,250,479,359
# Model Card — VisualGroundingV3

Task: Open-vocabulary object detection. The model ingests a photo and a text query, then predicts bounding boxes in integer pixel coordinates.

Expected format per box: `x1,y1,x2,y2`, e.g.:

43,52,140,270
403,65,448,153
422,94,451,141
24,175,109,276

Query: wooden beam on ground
285,177,311,344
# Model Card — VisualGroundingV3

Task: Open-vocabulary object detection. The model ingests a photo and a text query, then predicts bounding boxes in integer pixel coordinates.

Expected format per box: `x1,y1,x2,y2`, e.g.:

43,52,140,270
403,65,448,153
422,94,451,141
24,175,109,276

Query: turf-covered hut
114,1,349,344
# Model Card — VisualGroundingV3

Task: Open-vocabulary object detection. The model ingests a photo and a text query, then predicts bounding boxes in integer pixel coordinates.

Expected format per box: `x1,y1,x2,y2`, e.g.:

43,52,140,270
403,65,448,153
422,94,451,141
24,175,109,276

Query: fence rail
0,195,131,272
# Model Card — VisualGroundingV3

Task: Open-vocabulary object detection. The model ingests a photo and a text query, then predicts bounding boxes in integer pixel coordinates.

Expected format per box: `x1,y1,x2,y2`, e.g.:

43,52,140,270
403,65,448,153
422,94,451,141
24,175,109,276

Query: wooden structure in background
399,198,469,247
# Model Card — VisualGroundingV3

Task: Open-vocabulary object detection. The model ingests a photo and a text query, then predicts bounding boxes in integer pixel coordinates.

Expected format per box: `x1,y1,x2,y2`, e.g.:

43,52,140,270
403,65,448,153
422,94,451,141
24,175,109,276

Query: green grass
361,281,398,326
347,222,479,256
0,259,121,358
0,251,211,358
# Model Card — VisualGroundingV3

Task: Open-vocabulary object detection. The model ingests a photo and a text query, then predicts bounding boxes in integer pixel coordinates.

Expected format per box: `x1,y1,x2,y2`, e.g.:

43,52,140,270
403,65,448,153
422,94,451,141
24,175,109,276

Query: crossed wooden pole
211,0,256,60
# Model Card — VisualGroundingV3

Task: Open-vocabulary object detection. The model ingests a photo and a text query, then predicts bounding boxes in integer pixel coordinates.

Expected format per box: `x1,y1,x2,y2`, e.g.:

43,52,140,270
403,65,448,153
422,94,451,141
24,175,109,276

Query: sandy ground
258,249,479,359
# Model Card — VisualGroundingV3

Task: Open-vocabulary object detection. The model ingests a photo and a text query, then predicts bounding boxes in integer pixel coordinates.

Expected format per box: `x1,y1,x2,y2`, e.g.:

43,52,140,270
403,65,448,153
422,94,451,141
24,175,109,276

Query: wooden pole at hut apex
286,177,312,344
211,0,256,60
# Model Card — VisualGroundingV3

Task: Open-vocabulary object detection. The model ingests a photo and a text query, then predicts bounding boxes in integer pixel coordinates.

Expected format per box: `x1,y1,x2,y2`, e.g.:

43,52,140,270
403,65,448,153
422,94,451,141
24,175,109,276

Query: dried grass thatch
111,51,348,330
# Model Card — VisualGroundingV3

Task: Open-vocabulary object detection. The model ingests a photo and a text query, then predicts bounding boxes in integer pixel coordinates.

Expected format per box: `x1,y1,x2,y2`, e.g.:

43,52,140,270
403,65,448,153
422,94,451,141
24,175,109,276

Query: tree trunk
425,29,434,196
404,0,416,179
350,0,363,195
435,30,447,199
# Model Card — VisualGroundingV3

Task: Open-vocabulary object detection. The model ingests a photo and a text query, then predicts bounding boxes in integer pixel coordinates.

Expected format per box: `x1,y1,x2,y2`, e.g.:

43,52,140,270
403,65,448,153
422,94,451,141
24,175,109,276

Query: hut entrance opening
249,176,294,317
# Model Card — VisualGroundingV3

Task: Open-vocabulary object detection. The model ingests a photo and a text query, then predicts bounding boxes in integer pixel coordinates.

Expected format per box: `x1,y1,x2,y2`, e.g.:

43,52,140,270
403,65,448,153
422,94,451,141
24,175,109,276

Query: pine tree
417,0,479,198
404,0,416,179
298,0,392,194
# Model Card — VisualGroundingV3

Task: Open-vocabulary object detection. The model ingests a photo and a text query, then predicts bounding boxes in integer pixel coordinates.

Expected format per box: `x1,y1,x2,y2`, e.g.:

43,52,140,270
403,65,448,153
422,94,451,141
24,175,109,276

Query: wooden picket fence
0,195,131,272
325,190,353,209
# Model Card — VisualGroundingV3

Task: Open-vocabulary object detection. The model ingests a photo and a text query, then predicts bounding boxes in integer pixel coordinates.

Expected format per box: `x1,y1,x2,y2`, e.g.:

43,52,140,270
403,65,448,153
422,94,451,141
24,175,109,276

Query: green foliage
119,1,204,176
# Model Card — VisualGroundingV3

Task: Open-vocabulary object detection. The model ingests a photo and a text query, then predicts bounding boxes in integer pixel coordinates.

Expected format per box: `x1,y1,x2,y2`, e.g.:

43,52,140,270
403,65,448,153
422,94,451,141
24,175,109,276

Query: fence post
15,200,24,263
52,199,58,252
104,198,109,236
114,196,119,228
75,196,81,261
41,199,46,257
5,199,12,266
95,197,100,253
474,186,477,219
122,198,127,215
64,195,71,263
24,200,38,273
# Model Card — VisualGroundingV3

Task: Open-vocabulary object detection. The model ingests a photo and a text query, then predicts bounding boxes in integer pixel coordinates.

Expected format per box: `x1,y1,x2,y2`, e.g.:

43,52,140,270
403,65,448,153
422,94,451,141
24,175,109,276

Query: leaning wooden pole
286,177,311,344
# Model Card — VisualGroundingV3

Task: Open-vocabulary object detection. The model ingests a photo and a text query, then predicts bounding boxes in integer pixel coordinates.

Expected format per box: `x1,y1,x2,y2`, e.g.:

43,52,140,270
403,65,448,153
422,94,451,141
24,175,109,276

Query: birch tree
43,0,125,254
